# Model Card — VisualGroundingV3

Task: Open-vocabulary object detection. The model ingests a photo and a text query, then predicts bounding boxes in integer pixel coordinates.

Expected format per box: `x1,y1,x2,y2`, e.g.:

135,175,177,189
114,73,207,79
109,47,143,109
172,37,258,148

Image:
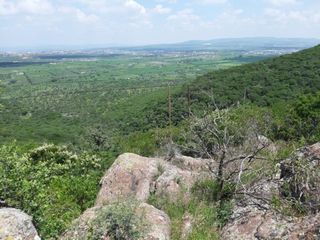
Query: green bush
0,143,107,239
192,179,234,227
148,194,219,240
216,200,234,227
88,202,144,240
192,179,235,203
273,92,320,142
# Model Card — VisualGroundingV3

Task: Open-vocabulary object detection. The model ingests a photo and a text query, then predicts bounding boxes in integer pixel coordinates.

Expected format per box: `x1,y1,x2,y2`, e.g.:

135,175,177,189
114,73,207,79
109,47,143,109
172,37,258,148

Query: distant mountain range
2,37,320,53
121,37,320,51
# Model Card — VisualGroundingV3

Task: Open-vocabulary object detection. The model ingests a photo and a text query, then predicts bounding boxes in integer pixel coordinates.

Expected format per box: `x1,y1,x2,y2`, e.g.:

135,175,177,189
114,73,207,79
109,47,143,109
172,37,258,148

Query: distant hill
3,37,319,54
123,37,320,51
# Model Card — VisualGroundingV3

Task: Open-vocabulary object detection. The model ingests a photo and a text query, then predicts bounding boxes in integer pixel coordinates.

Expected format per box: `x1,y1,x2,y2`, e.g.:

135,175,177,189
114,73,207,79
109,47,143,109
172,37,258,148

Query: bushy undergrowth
1,46,320,239
148,178,235,240
148,193,220,240
273,92,320,143
0,143,114,239
192,179,235,203
87,202,145,240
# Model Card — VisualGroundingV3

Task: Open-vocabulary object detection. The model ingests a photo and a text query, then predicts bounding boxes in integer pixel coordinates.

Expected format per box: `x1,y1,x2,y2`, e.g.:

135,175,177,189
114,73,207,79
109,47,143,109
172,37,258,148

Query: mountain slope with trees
1,45,320,239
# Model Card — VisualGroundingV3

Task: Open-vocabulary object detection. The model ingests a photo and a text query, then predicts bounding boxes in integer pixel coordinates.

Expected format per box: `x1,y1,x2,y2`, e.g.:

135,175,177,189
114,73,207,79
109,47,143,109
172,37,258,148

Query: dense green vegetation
0,50,258,145
1,45,320,239
97,45,320,144
188,44,320,107
0,143,115,238
0,50,267,239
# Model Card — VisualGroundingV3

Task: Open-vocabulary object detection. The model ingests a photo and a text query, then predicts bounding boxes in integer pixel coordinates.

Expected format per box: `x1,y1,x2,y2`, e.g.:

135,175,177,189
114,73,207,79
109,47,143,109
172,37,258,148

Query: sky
0,0,320,48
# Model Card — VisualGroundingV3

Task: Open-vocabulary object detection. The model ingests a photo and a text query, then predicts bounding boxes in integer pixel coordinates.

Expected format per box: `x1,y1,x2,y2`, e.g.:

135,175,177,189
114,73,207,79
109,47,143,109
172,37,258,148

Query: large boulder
63,153,210,240
96,153,211,205
137,203,171,240
96,153,161,206
0,208,40,240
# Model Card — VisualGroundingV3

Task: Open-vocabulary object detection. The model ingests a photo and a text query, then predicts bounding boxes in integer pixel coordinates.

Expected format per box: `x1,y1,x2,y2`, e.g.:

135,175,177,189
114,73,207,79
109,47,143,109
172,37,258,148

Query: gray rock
137,203,171,240
0,208,40,240
95,153,161,206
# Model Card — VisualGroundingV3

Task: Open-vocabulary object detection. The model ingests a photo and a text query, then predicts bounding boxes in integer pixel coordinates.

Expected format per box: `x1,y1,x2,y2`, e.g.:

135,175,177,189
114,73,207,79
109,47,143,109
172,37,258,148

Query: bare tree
181,108,269,201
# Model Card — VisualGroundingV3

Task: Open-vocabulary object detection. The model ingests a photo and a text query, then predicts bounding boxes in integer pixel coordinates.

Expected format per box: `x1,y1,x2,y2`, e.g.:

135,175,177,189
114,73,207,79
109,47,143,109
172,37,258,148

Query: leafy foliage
1,44,320,240
0,143,112,239
186,45,320,107
192,179,235,203
148,194,220,240
275,92,320,142
88,202,144,240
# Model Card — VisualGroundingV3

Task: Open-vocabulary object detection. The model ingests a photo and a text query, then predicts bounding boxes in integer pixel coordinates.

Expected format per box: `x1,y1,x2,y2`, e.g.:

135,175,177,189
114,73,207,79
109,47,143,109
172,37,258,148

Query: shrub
192,179,236,203
147,193,220,240
274,92,320,142
0,143,105,239
88,202,145,240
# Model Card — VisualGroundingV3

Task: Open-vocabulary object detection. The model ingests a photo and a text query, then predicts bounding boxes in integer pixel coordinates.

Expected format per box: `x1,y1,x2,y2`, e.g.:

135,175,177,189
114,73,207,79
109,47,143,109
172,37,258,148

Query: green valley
1,40,320,240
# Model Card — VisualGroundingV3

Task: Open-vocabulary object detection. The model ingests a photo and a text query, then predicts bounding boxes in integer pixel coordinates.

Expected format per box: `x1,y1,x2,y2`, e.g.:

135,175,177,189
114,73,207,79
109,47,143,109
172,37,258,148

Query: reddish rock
96,153,161,206
96,153,211,205
137,203,171,240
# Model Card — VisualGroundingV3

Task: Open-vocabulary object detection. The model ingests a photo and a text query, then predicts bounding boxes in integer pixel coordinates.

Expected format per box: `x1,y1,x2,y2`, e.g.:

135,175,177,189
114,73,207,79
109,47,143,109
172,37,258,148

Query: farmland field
0,50,281,145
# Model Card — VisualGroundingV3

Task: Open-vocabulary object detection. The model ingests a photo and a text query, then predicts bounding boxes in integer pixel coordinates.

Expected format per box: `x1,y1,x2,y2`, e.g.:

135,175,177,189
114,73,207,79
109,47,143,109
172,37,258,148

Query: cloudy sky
0,0,320,48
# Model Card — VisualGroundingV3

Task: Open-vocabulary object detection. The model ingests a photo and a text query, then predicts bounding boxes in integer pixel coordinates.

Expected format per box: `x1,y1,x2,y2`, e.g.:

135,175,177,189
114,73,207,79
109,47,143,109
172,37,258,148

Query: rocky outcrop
137,203,171,240
96,153,211,205
221,142,320,240
62,153,211,239
0,208,40,240
222,206,320,240
95,153,161,206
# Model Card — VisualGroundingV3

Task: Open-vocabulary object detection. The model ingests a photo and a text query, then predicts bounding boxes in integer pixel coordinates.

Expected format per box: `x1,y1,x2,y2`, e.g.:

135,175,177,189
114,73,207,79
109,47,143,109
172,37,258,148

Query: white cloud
124,0,146,15
76,9,99,24
200,0,227,4
1,0,320,48
152,4,171,14
156,0,177,3
0,0,53,15
264,8,308,23
268,0,298,7
167,9,200,25
17,0,53,14
0,0,17,15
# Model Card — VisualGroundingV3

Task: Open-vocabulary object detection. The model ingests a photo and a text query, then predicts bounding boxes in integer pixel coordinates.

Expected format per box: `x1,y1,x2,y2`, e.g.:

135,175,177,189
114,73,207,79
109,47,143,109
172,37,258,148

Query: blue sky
0,0,320,48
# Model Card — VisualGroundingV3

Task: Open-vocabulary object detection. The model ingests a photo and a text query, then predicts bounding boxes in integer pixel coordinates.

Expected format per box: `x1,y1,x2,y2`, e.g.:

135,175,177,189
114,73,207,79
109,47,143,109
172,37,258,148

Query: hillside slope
187,44,320,107
108,45,320,133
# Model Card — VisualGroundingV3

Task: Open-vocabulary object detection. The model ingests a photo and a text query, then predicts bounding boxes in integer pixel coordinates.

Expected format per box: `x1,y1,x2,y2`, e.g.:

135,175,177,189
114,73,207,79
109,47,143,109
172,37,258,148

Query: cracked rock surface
0,208,40,240
61,153,211,240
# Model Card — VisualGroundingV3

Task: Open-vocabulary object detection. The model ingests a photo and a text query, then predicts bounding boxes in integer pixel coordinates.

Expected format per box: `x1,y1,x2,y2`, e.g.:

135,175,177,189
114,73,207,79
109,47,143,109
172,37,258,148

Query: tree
275,92,320,142
181,107,269,202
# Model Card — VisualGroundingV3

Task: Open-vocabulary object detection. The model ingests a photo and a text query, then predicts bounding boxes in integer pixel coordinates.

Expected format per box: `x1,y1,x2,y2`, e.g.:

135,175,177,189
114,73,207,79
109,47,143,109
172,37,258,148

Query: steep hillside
187,44,320,107
107,45,320,134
